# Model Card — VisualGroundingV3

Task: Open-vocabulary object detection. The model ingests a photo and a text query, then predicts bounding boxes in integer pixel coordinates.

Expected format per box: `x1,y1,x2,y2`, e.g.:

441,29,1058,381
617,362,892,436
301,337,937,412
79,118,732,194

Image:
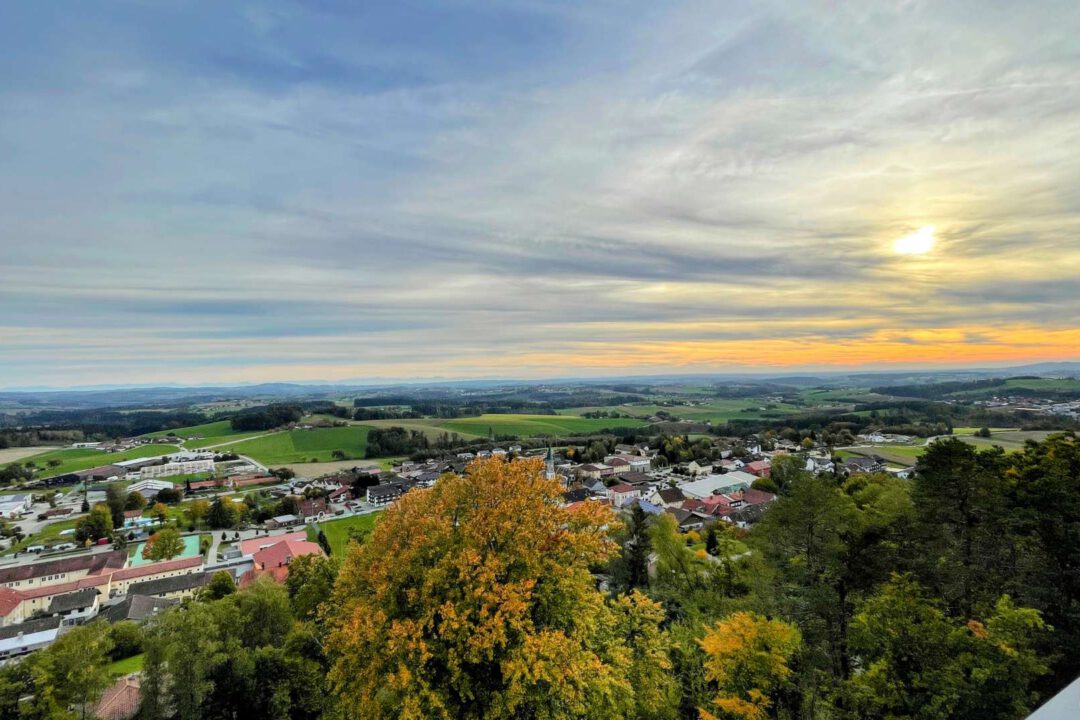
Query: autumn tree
326,457,666,719
699,612,801,720
150,501,169,526
143,527,185,561
186,499,211,528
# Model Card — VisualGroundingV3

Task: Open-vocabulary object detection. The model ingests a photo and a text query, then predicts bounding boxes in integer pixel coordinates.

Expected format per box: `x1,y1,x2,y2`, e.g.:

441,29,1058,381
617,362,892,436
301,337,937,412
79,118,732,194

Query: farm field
309,512,381,556
12,444,181,479
955,430,1055,451
0,446,55,465
440,413,648,438
559,399,802,424
361,418,486,441
798,387,895,403
228,427,370,465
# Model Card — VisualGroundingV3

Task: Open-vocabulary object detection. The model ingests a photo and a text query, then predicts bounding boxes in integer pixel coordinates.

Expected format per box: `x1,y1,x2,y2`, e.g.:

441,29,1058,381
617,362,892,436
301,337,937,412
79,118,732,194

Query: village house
742,460,771,477
606,483,641,508
645,486,686,509
844,456,885,474
239,531,324,585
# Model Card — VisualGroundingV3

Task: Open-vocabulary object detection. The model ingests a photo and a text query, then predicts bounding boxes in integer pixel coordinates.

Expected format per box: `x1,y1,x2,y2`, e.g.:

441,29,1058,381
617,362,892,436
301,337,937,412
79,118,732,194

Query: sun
894,226,935,255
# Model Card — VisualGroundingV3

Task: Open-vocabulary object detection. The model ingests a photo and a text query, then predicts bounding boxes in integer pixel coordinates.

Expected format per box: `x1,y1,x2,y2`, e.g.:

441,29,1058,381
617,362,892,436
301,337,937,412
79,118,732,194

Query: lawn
229,427,370,465
107,654,144,677
308,513,382,556
10,444,181,480
439,414,647,438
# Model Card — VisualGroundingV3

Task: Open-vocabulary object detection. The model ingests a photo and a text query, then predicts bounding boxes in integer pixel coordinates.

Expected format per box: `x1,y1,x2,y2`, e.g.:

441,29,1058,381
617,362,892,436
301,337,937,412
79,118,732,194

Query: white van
26,545,45,553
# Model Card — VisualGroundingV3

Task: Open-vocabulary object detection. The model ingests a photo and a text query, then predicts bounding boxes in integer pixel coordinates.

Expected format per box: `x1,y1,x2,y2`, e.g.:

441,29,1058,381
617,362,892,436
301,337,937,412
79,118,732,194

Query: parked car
26,545,45,553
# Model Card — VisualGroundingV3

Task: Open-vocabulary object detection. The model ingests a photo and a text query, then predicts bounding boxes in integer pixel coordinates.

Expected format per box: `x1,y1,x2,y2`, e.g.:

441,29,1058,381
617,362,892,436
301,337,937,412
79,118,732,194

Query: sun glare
894,226,935,255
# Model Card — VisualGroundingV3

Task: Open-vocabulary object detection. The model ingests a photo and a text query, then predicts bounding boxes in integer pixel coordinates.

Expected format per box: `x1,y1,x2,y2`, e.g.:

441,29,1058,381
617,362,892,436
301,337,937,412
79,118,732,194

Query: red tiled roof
608,483,635,494
253,539,323,570
0,588,21,616
110,555,202,582
0,550,127,584
240,531,309,556
742,488,776,505
94,675,141,720
16,574,109,600
234,475,276,487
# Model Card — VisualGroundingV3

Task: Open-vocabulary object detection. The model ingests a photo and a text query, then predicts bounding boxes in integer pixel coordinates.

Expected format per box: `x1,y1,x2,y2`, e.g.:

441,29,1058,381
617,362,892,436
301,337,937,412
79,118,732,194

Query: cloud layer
1,1,1078,386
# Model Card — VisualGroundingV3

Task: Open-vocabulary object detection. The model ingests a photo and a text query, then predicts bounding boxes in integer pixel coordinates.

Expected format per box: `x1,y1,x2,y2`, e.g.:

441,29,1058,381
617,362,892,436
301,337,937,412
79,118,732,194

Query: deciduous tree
326,457,658,719
699,612,801,720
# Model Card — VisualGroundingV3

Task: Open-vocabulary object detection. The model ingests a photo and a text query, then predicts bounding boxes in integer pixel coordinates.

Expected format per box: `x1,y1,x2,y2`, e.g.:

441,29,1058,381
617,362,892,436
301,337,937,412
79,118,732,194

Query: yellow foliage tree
699,612,801,720
326,457,668,720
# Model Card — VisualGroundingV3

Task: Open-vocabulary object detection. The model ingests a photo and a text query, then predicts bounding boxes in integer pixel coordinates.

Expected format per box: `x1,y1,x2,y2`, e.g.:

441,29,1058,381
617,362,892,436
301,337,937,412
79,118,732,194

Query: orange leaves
325,457,638,719
699,612,801,720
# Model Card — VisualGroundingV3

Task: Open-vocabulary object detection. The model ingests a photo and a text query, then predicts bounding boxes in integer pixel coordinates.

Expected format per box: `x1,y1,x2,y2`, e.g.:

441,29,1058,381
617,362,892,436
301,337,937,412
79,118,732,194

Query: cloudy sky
2,1,1078,387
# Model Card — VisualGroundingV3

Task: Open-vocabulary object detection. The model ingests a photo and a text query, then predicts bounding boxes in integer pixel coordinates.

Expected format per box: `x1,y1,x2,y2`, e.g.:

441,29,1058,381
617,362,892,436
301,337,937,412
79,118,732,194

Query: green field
11,444,182,479
145,420,269,449
228,427,370,465
439,414,648,438
309,513,381,556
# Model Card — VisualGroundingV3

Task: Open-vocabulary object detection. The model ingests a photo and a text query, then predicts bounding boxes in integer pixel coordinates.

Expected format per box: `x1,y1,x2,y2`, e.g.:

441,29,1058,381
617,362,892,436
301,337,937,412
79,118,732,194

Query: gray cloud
0,0,1078,385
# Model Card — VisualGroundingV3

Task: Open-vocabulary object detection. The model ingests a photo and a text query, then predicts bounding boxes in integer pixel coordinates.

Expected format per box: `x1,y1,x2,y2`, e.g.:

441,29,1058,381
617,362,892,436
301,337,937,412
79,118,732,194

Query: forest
1,435,1078,720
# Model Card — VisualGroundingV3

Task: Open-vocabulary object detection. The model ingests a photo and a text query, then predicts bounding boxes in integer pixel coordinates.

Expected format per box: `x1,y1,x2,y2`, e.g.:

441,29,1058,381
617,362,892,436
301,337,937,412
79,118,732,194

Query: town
0,370,1077,718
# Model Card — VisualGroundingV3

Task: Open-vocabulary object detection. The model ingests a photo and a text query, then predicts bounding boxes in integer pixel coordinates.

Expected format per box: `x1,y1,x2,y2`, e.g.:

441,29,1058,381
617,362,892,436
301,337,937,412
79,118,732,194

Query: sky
1,0,1078,388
